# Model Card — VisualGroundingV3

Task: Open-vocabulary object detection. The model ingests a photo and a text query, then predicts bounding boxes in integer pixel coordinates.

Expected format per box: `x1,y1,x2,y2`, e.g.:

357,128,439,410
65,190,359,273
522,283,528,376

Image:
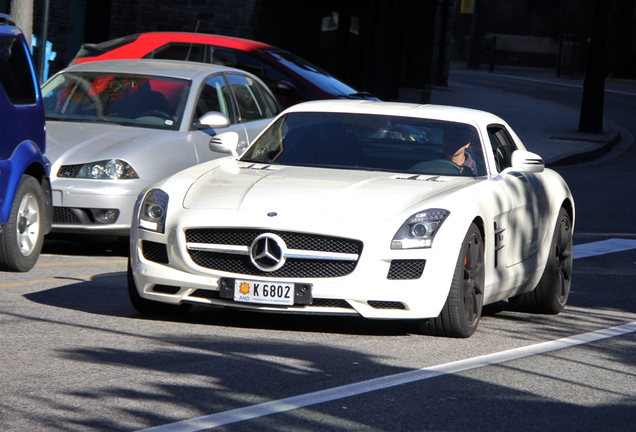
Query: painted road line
573,238,636,259
0,275,97,288
136,321,636,432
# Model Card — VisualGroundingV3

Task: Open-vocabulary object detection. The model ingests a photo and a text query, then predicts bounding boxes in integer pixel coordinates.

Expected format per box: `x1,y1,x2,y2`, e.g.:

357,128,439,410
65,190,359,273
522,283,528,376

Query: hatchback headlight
391,209,450,249
138,189,169,233
76,159,138,179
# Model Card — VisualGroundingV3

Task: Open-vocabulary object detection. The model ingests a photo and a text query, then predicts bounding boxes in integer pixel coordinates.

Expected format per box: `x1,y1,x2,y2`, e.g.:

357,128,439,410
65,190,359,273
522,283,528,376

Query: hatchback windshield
241,112,487,177
266,51,361,98
42,72,191,131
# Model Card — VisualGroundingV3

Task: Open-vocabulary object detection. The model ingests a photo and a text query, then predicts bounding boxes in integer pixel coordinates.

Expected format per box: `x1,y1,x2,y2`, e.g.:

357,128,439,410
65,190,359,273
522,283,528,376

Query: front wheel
419,223,485,338
0,176,45,272
509,207,573,314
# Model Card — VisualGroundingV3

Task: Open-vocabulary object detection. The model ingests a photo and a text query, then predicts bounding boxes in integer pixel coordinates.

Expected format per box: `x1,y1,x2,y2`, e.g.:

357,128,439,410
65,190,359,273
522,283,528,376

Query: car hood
45,121,172,164
183,161,475,222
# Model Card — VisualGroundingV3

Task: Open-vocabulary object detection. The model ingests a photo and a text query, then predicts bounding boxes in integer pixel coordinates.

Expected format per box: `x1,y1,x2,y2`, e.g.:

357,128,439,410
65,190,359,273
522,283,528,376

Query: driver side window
488,125,518,172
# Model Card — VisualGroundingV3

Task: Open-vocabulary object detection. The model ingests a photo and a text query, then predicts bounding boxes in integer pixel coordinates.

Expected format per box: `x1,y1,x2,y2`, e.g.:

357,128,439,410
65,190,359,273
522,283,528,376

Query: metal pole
557,0,566,77
37,0,50,84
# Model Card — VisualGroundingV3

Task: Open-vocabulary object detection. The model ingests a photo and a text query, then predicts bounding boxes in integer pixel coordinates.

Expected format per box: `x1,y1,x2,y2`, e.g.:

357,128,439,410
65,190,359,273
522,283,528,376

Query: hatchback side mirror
194,111,231,130
510,150,545,173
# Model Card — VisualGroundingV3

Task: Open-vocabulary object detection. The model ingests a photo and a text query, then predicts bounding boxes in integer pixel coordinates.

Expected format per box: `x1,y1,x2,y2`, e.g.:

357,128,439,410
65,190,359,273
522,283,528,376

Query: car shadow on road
42,233,129,257
23,271,421,336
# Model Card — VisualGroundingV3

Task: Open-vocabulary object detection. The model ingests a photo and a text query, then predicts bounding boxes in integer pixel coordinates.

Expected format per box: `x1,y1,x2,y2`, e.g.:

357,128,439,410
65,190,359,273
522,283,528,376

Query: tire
509,207,573,314
0,176,45,272
419,223,485,338
127,258,191,316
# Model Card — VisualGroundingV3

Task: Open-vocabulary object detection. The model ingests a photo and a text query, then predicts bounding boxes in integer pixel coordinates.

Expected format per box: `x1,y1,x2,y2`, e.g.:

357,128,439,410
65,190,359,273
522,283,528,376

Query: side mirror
276,80,298,96
510,150,545,173
210,131,240,156
194,111,231,130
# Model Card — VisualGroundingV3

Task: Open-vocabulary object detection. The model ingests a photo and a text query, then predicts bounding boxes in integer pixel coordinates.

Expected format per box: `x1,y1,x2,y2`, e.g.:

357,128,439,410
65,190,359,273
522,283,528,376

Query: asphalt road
1,71,636,432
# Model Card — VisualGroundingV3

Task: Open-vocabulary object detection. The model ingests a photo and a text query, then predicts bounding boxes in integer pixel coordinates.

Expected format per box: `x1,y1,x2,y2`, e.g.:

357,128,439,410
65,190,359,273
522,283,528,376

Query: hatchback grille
52,207,81,224
387,259,426,280
57,164,83,178
185,229,363,278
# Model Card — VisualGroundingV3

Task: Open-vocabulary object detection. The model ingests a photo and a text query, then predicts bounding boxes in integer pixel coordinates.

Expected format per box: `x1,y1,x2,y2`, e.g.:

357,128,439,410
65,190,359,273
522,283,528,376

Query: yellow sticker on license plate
234,279,295,305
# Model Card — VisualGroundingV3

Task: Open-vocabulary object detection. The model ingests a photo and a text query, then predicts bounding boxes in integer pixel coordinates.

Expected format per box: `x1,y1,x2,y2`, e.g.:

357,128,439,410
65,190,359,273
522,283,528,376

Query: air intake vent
387,260,425,280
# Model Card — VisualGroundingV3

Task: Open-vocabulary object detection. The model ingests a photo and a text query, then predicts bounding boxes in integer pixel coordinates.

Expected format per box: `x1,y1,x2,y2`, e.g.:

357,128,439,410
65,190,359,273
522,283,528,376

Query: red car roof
135,32,278,52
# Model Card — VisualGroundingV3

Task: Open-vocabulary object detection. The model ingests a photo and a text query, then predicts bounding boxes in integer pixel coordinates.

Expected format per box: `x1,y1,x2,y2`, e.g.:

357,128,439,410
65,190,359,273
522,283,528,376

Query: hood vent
392,174,451,183
239,163,280,171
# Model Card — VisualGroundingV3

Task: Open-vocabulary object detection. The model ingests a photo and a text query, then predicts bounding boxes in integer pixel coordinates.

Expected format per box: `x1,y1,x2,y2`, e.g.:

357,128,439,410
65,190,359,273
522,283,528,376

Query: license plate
234,279,295,305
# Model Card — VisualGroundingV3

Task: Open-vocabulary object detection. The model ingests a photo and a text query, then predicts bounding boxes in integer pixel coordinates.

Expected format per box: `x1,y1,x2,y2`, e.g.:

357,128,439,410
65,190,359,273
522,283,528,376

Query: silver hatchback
43,59,279,236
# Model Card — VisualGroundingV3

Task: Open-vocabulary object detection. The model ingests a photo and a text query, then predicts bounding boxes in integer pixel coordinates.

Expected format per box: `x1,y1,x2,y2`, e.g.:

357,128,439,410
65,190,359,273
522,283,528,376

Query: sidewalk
430,62,634,166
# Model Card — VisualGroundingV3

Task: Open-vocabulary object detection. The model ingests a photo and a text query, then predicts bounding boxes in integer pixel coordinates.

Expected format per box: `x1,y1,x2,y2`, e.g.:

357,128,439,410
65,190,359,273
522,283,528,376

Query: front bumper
51,178,151,236
130,221,460,320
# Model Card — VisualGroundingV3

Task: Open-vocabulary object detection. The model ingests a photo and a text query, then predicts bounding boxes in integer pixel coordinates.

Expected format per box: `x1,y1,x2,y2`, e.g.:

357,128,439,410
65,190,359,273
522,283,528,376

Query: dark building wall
32,0,450,98
452,0,636,78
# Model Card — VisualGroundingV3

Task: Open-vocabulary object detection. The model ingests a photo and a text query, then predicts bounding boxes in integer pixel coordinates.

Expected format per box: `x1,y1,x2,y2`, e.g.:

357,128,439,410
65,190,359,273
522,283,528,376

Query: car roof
0,21,21,36
283,100,506,126
60,59,242,80
133,32,278,52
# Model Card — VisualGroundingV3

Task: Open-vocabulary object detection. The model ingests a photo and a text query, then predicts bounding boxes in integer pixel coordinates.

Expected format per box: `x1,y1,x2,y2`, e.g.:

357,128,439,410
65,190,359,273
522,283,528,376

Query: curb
547,122,622,167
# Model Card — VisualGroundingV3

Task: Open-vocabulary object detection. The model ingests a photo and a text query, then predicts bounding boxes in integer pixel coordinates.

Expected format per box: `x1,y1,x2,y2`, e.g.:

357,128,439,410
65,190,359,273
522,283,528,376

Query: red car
71,32,378,109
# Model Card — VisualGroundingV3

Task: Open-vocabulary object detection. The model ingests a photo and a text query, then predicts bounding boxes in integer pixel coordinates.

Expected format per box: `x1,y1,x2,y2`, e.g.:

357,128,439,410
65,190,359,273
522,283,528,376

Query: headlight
138,189,169,233
391,209,450,249
76,159,138,179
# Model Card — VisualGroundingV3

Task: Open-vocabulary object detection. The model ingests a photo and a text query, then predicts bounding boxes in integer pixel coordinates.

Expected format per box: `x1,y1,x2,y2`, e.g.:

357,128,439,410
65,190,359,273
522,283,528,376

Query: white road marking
573,238,636,259
136,238,636,432
137,321,636,432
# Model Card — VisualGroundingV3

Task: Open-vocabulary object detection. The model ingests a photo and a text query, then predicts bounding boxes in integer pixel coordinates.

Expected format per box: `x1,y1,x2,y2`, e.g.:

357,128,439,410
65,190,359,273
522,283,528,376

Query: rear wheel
127,259,191,316
419,223,485,338
0,176,45,272
509,207,573,314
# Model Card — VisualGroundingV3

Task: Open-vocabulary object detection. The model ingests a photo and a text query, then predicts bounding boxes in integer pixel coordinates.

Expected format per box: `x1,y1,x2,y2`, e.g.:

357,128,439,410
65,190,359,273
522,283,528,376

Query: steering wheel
138,110,172,120
409,159,461,175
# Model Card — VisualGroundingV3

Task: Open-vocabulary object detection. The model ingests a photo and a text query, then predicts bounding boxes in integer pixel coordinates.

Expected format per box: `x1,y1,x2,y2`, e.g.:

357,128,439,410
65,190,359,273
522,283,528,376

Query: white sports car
128,100,575,337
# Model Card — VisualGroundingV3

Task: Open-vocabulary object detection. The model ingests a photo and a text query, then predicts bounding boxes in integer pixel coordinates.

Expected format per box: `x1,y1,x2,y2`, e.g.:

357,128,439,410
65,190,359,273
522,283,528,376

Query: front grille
312,299,354,308
52,207,81,224
57,164,83,178
186,229,362,254
387,259,426,280
186,229,363,278
368,301,406,310
187,290,353,309
142,240,169,264
189,251,356,278
190,289,221,300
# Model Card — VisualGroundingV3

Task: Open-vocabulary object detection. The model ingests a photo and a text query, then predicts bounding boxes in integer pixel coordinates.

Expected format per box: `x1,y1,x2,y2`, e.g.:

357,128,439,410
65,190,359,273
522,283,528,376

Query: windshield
241,112,487,177
42,72,191,130
265,51,361,97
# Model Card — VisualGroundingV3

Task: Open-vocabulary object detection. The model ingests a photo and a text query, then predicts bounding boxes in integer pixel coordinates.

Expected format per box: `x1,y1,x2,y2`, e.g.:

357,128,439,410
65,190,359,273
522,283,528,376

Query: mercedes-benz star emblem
249,233,287,272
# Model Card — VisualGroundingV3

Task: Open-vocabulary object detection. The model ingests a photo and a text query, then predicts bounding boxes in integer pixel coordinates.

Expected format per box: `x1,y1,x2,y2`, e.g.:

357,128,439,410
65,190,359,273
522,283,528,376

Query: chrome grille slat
185,229,362,278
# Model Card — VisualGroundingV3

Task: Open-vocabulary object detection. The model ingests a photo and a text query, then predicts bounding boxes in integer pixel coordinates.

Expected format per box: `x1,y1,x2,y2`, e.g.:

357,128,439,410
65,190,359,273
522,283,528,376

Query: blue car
0,15,51,272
